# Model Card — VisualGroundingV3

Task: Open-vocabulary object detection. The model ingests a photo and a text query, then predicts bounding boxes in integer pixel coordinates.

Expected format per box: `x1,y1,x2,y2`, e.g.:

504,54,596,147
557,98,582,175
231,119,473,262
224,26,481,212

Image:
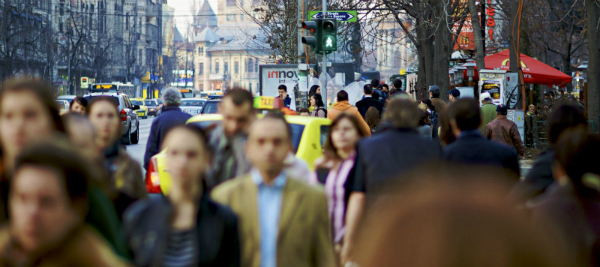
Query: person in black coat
126,125,240,267
356,84,383,119
143,88,192,169
443,98,520,180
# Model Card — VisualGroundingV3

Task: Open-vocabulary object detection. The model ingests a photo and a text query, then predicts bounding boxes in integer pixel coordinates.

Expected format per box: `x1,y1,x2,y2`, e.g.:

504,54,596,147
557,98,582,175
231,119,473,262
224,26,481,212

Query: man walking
212,114,335,267
429,85,447,116
449,88,461,103
485,104,525,157
328,90,371,135
277,85,291,108
480,92,496,132
356,84,383,119
207,88,256,189
143,88,192,169
444,98,520,179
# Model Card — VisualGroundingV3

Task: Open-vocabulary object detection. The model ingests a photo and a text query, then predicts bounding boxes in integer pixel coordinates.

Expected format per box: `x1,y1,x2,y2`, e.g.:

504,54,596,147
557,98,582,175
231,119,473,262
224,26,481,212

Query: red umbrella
463,50,572,87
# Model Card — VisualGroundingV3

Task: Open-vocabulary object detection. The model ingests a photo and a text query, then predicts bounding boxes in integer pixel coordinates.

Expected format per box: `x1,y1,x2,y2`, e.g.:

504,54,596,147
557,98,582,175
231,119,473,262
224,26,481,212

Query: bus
199,90,224,99
91,82,135,98
179,88,194,98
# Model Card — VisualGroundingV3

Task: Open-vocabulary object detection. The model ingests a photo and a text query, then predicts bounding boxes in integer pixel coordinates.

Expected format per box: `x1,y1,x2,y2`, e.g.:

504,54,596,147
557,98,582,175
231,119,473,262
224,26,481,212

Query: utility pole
322,0,327,106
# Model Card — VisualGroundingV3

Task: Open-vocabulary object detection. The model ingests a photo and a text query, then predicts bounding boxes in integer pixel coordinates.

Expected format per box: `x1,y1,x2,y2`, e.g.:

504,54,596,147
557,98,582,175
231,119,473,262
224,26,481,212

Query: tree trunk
468,0,485,71
586,0,600,122
509,0,520,72
433,0,453,101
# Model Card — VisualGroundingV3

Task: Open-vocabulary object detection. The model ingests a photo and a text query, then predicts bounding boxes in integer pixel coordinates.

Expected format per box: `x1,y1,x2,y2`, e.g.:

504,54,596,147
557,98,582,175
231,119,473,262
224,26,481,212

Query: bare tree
585,0,599,120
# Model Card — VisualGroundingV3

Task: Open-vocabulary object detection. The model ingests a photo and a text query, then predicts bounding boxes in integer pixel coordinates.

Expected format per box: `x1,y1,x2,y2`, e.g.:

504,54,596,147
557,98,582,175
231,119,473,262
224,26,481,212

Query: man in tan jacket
212,113,335,267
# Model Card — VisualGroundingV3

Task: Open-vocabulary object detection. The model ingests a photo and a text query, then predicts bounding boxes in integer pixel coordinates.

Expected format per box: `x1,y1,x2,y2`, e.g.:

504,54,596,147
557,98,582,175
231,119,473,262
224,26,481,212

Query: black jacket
444,130,520,179
356,97,383,119
352,128,442,197
143,107,192,169
124,195,240,267
510,149,555,203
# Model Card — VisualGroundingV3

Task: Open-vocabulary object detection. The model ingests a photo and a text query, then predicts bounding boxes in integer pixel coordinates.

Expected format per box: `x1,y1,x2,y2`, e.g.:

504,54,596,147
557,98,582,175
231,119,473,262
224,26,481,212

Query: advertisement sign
171,70,194,88
259,65,299,110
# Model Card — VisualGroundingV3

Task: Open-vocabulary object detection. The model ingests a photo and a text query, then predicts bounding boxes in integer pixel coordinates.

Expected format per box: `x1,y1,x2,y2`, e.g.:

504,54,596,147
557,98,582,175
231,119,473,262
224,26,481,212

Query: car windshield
84,96,119,107
145,100,156,106
181,100,205,107
131,100,144,105
202,102,219,114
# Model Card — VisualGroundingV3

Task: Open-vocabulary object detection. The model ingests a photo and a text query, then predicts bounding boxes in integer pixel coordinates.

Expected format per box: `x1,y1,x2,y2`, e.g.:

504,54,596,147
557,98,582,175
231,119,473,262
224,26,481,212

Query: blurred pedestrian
212,113,335,267
277,85,291,108
88,97,146,217
69,96,88,114
484,104,525,157
207,88,255,189
365,107,381,133
356,84,383,119
342,98,442,265
391,79,402,92
526,104,538,146
308,85,321,113
125,125,240,267
328,90,371,136
511,103,587,203
439,112,457,146
449,88,461,103
310,113,369,258
370,79,384,104
143,88,192,170
421,99,439,138
0,78,66,221
444,98,521,179
429,85,447,117
416,108,432,139
310,94,327,118
531,127,600,267
0,143,129,266
298,108,310,116
380,83,389,103
479,92,496,132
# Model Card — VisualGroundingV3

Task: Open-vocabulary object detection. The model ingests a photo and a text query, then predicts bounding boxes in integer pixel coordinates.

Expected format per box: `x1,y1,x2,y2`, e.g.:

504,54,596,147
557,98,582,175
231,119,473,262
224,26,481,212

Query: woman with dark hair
0,77,66,221
422,99,439,138
70,96,88,114
365,107,381,133
310,94,327,118
310,113,369,261
0,142,129,266
87,97,146,217
532,128,600,267
308,85,321,112
125,125,240,267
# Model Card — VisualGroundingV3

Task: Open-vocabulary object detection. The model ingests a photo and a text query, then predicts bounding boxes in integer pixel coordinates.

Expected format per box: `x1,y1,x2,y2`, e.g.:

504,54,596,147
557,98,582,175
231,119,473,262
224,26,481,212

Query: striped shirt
162,228,198,267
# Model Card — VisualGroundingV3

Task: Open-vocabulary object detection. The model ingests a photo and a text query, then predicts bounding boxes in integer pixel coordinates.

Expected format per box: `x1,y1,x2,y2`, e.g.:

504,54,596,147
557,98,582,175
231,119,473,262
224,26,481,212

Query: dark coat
352,128,442,197
510,149,555,203
444,131,520,179
143,106,192,169
356,97,384,119
277,95,292,108
124,195,240,267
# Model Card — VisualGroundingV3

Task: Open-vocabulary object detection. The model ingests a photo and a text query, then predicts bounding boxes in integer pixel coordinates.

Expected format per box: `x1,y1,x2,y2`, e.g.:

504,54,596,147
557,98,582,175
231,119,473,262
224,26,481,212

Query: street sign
308,11,357,22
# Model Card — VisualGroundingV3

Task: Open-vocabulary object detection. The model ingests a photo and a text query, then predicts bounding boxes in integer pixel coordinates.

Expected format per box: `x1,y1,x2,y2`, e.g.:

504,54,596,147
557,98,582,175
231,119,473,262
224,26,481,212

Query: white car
180,98,207,115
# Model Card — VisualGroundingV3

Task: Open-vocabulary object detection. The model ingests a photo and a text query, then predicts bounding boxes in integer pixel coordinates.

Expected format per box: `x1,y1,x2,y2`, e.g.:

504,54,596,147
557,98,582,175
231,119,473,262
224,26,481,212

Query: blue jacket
444,130,520,179
143,106,192,169
277,95,292,108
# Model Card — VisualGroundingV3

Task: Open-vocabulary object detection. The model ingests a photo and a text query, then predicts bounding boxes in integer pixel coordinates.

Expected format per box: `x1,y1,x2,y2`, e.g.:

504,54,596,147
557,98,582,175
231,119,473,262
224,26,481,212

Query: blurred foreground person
0,78,66,222
485,104,525,157
88,97,146,216
69,96,88,114
212,114,335,267
354,174,576,267
0,143,129,266
511,103,587,203
342,98,442,265
143,88,192,170
328,90,371,136
125,125,240,267
444,98,520,179
310,113,369,258
531,128,600,266
207,89,255,190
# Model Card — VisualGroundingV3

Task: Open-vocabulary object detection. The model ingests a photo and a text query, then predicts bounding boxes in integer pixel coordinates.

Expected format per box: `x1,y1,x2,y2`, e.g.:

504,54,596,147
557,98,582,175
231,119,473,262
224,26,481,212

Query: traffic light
321,19,337,52
301,20,319,51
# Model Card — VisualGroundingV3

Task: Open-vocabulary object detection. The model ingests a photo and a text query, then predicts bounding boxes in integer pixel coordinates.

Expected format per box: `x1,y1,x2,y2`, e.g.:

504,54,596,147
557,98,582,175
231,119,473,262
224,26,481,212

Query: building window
234,61,239,74
215,60,219,74
198,46,204,54
240,14,244,21
226,14,235,21
249,83,252,92
255,60,259,72
224,61,229,74
247,58,254,73
199,63,204,74
59,4,64,16
227,0,236,6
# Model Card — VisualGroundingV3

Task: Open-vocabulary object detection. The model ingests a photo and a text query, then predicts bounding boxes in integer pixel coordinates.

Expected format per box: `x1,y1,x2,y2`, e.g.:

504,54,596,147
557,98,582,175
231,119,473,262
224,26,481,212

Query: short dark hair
337,90,349,102
547,103,587,145
278,84,287,92
364,84,373,95
370,79,379,88
224,88,254,110
372,90,380,101
393,79,403,90
385,99,420,129
14,142,90,209
447,98,481,131
262,112,292,140
382,84,389,90
70,96,88,110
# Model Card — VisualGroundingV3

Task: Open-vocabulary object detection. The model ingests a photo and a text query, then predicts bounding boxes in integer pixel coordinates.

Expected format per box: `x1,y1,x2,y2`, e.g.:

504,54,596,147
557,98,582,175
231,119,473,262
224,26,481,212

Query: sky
167,0,218,35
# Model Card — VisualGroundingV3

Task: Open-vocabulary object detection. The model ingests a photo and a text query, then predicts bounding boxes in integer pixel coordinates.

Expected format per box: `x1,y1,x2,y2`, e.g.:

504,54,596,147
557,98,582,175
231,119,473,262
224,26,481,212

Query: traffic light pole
322,0,328,107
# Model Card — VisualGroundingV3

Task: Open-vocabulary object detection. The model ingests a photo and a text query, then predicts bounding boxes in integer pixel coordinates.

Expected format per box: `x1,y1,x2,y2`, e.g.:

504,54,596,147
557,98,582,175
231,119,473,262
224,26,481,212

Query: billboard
171,70,194,88
452,0,475,50
259,65,299,110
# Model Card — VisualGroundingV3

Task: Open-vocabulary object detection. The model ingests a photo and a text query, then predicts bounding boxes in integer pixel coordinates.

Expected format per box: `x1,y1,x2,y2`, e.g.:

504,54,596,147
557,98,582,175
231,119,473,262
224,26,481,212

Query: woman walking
311,94,327,118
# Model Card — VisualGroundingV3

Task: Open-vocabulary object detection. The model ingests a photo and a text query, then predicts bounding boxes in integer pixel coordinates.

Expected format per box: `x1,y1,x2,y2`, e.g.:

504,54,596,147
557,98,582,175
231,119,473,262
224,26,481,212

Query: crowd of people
0,76,598,267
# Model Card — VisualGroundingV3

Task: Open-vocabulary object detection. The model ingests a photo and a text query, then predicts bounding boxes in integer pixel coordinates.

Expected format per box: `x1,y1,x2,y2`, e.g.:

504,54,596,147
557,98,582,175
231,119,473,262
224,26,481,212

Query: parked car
83,92,140,145
144,99,159,117
180,98,207,116
56,95,77,105
130,98,149,119
55,100,70,115
200,100,220,114
156,99,164,116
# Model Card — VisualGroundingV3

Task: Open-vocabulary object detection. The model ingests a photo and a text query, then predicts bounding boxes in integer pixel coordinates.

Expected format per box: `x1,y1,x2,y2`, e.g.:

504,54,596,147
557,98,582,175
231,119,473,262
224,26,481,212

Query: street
126,117,154,173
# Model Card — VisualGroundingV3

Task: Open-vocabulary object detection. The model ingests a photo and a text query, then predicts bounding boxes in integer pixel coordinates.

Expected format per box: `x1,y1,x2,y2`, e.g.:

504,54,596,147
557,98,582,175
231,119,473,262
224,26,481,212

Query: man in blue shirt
212,113,335,267
277,85,292,108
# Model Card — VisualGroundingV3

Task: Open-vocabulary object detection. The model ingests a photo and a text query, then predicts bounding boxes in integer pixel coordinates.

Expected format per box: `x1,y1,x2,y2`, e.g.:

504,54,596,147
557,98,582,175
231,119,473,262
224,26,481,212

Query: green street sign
308,11,358,22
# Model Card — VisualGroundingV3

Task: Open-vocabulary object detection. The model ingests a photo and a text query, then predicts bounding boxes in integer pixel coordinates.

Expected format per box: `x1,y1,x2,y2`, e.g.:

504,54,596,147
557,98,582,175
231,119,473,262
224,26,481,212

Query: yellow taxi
130,98,149,119
145,97,331,194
